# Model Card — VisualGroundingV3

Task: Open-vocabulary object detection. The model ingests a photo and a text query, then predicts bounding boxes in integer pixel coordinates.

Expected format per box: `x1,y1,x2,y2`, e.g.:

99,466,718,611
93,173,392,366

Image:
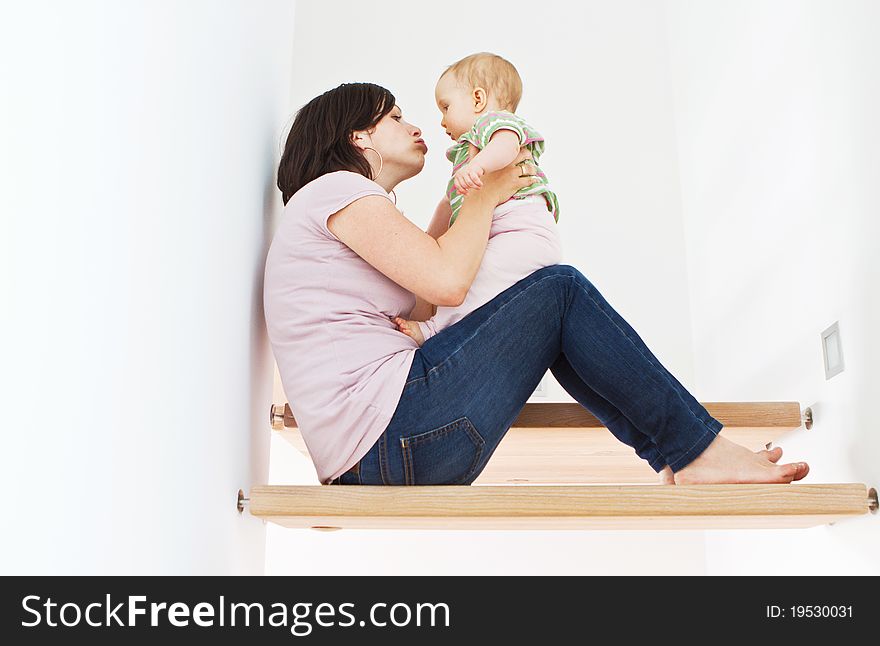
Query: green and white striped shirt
446,110,559,226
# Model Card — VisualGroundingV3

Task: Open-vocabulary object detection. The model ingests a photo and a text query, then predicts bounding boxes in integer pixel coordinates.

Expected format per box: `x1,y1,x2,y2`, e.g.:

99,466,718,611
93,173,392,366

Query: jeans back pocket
399,417,485,485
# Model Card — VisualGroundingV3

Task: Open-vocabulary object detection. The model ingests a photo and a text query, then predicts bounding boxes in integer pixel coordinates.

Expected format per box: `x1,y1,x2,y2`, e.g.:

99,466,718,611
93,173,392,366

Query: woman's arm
408,297,437,322
326,149,535,307
408,197,452,320
426,196,453,238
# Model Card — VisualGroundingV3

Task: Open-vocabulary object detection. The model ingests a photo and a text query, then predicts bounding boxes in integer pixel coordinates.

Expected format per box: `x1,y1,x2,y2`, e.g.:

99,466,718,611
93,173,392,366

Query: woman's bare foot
673,434,809,484
391,316,425,347
658,446,785,484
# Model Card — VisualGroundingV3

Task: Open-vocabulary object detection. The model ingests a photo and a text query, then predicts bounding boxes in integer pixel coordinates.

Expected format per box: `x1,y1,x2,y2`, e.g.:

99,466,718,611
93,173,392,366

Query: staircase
242,401,878,530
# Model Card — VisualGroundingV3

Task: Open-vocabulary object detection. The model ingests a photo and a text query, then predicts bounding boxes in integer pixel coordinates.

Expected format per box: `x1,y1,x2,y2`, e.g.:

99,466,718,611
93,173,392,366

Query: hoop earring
361,145,383,181
361,145,396,205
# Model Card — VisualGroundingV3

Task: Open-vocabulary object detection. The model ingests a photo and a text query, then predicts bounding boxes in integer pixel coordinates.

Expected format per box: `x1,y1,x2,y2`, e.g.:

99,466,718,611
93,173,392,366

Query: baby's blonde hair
440,52,523,113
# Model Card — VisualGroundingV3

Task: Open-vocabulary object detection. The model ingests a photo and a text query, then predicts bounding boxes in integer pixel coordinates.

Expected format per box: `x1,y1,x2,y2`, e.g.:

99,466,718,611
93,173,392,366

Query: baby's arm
453,130,522,194
471,130,522,173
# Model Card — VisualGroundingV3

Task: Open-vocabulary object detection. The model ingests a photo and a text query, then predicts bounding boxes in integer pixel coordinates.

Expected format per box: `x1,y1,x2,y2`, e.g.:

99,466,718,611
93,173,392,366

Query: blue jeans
329,264,723,486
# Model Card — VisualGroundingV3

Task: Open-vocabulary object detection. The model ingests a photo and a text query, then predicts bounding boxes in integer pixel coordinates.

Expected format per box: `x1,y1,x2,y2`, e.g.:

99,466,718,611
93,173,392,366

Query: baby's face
435,72,477,141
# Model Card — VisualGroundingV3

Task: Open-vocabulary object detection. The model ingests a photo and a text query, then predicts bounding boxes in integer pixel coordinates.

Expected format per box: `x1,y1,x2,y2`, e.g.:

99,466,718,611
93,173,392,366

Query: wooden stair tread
509,401,802,428
272,401,805,484
274,401,803,430
249,483,877,530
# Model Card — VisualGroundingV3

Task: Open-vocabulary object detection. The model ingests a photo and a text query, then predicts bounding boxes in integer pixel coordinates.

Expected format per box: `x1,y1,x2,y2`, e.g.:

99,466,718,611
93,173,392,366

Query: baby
392,52,563,346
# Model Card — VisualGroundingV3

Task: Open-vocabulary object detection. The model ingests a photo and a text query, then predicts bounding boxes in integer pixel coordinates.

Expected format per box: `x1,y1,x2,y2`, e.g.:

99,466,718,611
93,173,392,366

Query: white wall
266,0,706,575
11,0,866,577
664,0,880,574
0,1,296,574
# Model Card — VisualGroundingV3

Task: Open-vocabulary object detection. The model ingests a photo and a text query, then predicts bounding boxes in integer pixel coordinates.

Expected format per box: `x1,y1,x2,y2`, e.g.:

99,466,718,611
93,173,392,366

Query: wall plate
821,321,845,379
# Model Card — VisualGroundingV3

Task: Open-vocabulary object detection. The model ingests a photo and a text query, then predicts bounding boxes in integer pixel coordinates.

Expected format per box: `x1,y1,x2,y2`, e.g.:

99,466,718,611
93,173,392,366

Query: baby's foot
391,316,425,347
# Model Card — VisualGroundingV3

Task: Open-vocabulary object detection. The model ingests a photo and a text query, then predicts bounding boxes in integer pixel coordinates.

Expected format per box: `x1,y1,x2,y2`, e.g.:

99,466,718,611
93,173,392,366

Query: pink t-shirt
263,170,418,484
414,195,562,342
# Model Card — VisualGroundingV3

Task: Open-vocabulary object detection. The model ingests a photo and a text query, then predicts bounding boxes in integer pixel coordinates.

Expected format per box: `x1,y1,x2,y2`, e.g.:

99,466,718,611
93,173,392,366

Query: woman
264,82,809,487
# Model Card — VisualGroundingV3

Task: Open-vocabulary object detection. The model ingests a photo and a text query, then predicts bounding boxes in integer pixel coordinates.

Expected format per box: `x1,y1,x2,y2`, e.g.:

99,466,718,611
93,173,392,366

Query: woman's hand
470,148,537,207
390,316,426,347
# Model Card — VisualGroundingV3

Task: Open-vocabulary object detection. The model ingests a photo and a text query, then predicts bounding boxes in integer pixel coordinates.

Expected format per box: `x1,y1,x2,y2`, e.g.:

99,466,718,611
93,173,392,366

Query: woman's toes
762,446,783,462
776,462,806,483
780,462,808,482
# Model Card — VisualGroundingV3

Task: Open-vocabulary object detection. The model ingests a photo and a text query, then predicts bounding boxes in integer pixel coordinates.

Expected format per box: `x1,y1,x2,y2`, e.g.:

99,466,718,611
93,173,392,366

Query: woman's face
364,105,427,181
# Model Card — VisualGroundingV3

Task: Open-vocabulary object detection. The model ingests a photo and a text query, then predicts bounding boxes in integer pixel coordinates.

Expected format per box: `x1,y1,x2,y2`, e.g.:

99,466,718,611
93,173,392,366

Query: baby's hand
391,316,425,347
453,162,484,195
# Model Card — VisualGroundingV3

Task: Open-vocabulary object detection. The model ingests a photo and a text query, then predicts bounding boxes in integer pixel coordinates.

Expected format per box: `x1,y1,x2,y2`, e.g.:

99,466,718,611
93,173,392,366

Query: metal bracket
270,404,285,431
237,489,249,513
801,407,813,430
869,488,878,514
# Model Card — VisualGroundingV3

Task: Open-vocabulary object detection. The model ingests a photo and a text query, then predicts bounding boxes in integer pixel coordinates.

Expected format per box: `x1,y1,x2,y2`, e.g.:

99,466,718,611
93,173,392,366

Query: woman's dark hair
277,82,396,205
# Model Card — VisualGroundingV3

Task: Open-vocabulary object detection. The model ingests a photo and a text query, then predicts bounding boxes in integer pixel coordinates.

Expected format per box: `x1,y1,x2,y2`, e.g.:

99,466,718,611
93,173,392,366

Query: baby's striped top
445,110,559,227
